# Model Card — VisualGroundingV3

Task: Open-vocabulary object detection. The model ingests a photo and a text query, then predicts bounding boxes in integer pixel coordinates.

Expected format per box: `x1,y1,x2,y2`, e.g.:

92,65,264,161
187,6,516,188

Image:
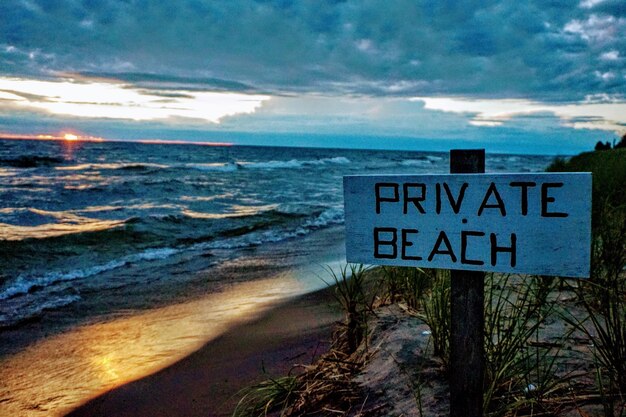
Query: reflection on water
0,274,304,417
182,203,279,219
59,139,82,161
0,217,126,240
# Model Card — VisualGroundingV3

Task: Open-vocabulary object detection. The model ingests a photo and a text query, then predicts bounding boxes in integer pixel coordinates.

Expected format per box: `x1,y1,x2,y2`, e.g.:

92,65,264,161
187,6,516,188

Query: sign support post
449,149,485,417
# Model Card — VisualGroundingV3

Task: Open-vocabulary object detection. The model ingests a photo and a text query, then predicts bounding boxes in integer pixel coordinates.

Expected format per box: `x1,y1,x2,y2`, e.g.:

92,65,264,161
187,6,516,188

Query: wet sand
0,227,346,417
65,287,341,417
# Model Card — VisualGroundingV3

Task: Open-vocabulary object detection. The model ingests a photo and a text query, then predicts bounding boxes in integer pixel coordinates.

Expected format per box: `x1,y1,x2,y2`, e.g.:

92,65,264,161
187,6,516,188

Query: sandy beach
65,287,341,417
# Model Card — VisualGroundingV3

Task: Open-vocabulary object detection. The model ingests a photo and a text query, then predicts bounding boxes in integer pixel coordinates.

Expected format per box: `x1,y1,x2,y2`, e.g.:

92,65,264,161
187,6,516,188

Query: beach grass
232,375,300,417
231,329,368,417
321,264,380,354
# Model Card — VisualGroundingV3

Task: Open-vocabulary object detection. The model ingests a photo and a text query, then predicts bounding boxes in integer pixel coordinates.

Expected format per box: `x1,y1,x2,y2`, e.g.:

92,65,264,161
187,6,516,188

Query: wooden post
449,149,485,417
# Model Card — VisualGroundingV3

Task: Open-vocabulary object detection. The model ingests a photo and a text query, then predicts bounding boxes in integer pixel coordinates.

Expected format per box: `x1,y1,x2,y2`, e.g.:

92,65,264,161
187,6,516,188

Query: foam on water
56,162,170,171
0,247,179,301
0,294,82,328
237,156,351,170
185,162,239,172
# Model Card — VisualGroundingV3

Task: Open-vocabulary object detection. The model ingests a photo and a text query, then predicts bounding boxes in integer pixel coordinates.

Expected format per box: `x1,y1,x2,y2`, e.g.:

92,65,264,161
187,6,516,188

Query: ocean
0,138,555,416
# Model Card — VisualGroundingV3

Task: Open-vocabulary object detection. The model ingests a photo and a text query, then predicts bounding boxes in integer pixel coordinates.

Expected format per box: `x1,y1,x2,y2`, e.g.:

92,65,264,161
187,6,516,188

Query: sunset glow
0,132,233,147
0,76,270,123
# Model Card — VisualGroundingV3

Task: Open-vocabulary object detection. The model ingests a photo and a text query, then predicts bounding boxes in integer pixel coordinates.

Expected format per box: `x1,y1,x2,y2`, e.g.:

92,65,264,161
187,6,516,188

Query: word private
344,173,591,278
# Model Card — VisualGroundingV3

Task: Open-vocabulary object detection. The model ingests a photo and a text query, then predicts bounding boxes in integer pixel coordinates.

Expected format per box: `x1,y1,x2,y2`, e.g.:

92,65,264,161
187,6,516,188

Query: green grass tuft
232,375,300,417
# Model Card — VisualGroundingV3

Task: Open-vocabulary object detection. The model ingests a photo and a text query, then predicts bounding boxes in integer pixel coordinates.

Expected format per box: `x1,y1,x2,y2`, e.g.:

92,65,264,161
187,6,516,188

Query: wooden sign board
344,173,591,278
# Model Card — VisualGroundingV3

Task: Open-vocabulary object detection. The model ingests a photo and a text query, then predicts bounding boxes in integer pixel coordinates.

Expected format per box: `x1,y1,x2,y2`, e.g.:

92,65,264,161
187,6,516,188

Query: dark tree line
595,133,626,151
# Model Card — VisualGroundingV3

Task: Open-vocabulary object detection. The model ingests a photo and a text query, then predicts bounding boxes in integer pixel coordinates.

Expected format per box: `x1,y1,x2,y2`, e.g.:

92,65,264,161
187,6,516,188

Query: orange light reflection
0,275,305,417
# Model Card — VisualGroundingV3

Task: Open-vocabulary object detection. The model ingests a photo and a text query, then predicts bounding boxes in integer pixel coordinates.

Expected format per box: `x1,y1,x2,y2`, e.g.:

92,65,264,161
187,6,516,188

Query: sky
0,0,625,154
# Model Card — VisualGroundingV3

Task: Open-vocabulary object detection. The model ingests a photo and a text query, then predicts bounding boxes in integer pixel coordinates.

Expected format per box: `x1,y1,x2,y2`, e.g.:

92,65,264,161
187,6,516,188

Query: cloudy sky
0,0,625,153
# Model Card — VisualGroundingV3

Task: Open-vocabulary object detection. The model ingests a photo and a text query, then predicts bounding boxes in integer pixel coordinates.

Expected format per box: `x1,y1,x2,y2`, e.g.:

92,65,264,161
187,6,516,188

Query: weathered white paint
344,173,591,278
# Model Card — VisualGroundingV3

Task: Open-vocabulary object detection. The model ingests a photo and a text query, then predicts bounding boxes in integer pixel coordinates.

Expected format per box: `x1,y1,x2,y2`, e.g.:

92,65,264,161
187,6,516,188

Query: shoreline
65,286,341,417
0,226,346,417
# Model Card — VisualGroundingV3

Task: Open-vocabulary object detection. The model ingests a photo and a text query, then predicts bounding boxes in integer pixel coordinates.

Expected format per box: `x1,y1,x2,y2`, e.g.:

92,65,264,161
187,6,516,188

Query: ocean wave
182,157,351,172
238,156,350,170
0,260,125,301
401,155,445,166
51,157,351,174
185,162,239,172
426,155,445,162
0,167,19,177
2,203,340,247
56,162,169,172
301,206,344,229
401,159,431,167
0,247,179,301
0,294,82,329
0,206,302,244
182,204,280,220
0,206,345,326
136,206,302,224
238,159,303,169
0,215,128,240
196,206,344,250
164,209,306,245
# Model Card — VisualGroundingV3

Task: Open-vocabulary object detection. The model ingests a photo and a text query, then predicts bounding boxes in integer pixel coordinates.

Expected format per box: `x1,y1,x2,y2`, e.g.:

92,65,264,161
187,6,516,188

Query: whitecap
0,247,180,300
186,162,239,172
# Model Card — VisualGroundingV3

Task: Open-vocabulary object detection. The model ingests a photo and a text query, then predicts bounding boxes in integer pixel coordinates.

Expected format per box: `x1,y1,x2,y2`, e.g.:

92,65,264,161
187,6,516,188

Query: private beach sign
344,173,592,278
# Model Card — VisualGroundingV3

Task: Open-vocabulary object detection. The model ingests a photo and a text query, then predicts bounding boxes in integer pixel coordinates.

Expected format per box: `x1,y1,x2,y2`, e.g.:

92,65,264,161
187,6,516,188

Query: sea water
0,139,553,330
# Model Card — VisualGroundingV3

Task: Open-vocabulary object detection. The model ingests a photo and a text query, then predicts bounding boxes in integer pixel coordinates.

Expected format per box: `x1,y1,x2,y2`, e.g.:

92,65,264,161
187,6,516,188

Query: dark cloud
0,89,51,102
590,0,626,17
78,72,258,92
0,0,624,101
